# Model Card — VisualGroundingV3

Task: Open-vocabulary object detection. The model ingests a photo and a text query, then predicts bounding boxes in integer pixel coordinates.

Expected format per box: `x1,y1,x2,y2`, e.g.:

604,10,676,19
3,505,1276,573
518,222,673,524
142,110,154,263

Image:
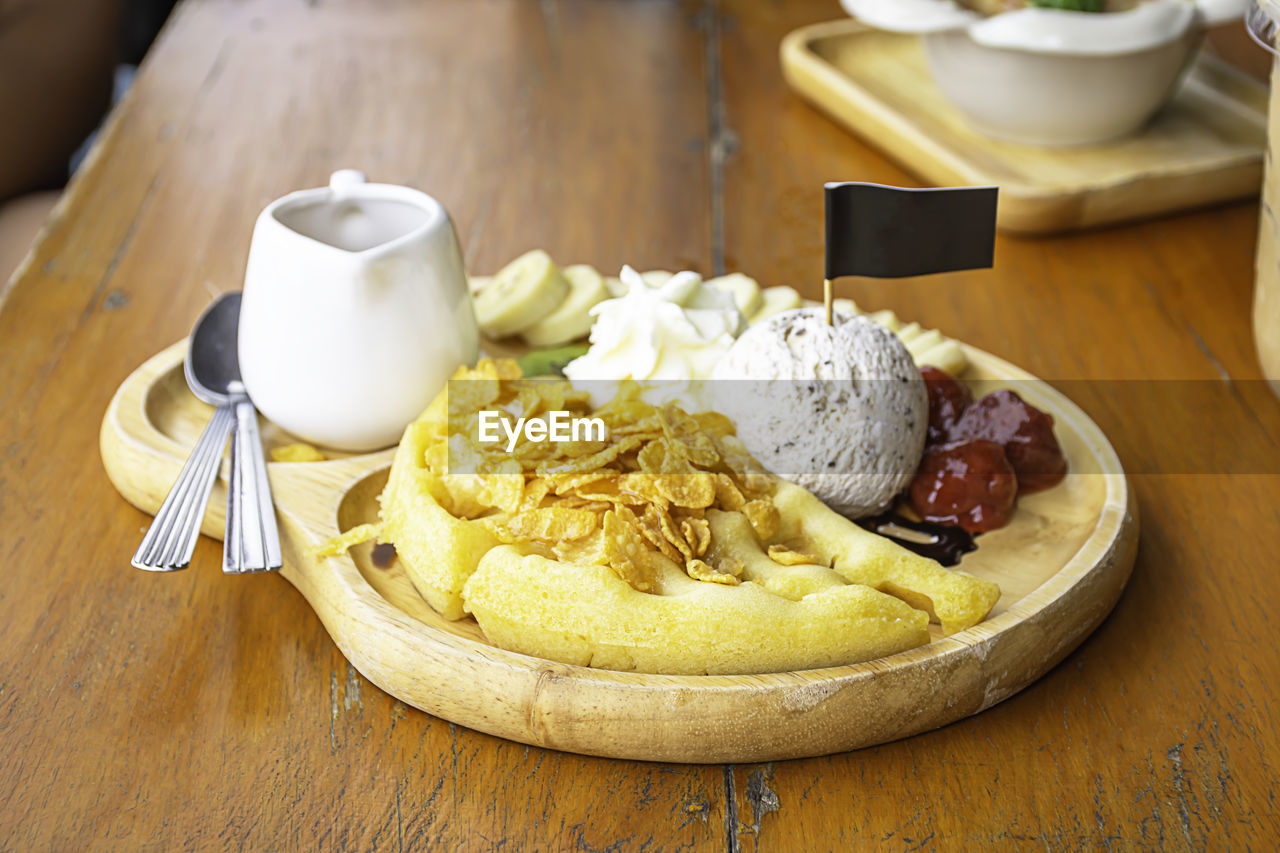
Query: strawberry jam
949,389,1067,493
909,439,1018,534
921,365,974,444
904,368,1069,539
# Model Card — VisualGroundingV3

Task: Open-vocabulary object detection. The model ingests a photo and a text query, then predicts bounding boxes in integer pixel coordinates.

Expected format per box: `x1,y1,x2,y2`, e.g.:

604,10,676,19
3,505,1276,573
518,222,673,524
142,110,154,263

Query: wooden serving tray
780,20,1267,234
101,340,1137,763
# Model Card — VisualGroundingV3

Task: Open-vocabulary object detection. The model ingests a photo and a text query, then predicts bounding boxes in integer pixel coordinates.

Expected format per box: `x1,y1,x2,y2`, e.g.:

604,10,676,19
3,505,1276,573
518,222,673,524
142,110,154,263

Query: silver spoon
131,292,281,573
189,291,282,574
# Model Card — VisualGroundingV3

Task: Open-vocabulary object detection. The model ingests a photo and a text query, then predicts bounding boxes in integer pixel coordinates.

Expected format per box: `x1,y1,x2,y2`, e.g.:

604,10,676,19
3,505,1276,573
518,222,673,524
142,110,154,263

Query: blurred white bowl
842,0,1247,146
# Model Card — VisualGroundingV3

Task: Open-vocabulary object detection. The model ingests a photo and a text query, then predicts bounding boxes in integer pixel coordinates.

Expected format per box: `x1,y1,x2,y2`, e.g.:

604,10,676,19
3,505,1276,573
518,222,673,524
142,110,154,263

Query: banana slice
895,322,924,344
604,276,626,297
473,250,570,339
521,264,611,348
902,329,965,374
832,297,858,316
468,275,491,295
747,286,803,324
905,327,941,353
640,270,674,287
705,273,763,318
914,339,967,376
866,309,902,332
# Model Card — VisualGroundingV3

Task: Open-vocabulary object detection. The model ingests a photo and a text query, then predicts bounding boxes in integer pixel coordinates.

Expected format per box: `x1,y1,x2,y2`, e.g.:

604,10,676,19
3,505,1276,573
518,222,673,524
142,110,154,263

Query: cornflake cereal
767,544,820,566
435,360,780,591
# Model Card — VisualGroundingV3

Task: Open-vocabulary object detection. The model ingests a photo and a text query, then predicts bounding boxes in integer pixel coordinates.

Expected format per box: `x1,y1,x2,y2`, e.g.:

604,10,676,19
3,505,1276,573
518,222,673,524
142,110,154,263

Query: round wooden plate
101,340,1137,763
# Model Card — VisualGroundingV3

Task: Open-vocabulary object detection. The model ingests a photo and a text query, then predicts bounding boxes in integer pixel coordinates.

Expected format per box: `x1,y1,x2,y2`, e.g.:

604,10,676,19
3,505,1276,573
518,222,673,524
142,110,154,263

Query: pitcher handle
329,169,368,199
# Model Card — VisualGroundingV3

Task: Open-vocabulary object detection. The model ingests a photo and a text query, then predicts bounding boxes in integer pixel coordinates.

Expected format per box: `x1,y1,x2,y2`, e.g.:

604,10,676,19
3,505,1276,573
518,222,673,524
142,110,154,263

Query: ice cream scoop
712,308,927,518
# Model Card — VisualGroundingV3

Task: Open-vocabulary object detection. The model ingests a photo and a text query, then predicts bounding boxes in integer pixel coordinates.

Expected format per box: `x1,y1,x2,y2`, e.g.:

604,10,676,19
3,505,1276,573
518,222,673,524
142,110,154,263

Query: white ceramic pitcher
238,170,478,450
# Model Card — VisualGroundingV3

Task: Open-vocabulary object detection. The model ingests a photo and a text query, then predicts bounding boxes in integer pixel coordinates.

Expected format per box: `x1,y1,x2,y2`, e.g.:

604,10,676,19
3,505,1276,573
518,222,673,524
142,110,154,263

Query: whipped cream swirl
564,266,744,392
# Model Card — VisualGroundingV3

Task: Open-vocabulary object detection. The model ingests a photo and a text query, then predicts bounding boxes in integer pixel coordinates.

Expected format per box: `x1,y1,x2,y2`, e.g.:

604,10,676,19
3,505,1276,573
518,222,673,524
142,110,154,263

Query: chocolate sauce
370,542,398,569
856,510,976,567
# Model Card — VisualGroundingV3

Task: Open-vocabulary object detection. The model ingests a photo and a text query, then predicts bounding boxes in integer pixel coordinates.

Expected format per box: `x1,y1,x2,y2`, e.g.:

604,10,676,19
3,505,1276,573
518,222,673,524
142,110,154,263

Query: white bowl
842,0,1246,147
921,26,1198,146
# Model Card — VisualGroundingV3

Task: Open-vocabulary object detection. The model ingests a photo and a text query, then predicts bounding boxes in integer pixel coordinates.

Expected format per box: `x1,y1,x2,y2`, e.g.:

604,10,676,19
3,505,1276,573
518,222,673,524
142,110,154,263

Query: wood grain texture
1,0,1278,848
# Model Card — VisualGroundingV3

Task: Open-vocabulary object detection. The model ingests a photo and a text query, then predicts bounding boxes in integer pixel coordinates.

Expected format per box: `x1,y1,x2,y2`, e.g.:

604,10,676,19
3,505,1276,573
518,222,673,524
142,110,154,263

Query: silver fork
131,292,281,573
131,406,235,571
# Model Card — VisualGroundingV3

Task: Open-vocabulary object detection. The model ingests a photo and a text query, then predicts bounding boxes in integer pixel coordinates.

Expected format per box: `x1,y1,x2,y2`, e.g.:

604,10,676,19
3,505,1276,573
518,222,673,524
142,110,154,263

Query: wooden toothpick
823,278,834,326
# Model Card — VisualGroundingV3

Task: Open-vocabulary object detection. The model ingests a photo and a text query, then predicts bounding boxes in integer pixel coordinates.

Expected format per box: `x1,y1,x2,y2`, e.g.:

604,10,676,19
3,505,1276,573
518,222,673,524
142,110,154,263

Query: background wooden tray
780,19,1267,234
100,340,1137,763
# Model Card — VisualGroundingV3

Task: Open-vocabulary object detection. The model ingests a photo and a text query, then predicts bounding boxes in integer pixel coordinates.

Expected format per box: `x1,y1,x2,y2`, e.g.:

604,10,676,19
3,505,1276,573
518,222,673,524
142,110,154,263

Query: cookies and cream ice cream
711,308,928,518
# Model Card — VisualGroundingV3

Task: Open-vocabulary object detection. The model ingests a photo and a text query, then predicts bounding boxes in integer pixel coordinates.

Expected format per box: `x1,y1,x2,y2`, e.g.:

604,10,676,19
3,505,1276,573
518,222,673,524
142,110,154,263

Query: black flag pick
824,182,998,280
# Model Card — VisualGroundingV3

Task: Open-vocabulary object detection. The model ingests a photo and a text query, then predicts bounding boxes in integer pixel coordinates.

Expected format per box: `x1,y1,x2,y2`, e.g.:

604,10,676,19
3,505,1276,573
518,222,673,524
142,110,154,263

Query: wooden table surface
2,0,1279,849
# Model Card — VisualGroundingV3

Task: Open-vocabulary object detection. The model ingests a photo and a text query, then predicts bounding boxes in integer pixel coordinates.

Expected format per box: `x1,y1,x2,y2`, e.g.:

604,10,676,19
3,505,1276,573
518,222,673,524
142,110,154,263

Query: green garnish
517,343,590,378
1026,0,1105,11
